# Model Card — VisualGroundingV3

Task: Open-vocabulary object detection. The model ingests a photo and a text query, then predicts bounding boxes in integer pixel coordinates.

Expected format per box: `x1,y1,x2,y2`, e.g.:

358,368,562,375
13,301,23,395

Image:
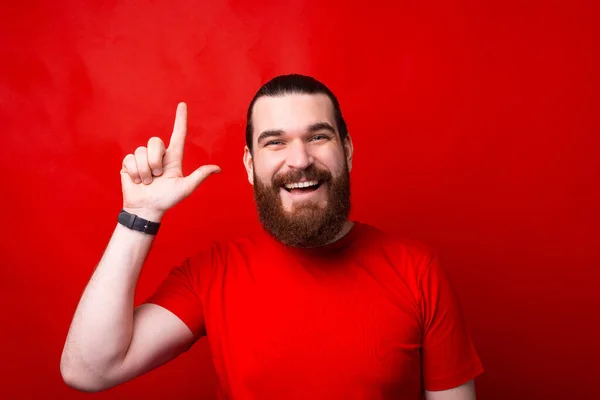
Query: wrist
121,207,164,223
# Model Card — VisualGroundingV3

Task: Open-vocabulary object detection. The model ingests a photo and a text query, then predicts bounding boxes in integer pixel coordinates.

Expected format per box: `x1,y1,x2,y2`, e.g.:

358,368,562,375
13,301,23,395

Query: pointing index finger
168,102,188,156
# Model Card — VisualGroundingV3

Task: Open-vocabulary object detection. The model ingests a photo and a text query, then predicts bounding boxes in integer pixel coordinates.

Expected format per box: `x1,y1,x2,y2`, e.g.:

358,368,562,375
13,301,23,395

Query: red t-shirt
145,221,484,399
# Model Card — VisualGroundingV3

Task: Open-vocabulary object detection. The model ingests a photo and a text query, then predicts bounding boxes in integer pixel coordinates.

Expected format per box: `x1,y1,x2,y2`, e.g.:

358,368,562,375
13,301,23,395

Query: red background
1,1,598,399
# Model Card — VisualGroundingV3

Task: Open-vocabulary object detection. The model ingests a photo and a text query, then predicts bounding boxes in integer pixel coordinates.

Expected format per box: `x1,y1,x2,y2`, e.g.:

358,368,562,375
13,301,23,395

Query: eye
265,140,283,146
311,134,328,141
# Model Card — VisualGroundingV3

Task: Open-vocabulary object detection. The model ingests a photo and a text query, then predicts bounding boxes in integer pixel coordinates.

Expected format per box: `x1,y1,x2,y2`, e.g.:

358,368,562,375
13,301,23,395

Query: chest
205,256,423,397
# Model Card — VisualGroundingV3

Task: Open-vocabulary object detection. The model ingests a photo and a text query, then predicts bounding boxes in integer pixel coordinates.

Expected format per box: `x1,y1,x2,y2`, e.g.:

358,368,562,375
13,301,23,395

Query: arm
60,103,221,391
420,256,484,394
425,380,476,400
60,223,195,392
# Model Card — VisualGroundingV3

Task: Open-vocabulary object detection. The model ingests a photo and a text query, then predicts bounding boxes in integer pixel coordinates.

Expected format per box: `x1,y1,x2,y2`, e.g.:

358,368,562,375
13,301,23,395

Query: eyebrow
307,122,336,134
256,129,284,145
256,122,337,145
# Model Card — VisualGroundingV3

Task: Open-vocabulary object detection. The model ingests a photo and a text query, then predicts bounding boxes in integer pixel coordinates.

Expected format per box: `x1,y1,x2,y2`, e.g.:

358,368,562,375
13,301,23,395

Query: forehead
252,93,336,137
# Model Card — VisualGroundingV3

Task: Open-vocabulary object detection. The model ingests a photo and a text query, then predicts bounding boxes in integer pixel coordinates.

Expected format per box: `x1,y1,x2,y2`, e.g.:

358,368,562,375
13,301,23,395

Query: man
61,74,484,399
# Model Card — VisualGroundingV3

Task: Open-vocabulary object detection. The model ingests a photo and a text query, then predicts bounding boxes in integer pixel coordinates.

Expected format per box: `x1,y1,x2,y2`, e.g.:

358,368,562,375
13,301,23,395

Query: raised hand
120,102,221,221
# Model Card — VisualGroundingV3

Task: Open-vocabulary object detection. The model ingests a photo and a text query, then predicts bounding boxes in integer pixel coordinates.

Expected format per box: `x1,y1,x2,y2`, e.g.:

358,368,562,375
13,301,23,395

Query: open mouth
282,180,323,195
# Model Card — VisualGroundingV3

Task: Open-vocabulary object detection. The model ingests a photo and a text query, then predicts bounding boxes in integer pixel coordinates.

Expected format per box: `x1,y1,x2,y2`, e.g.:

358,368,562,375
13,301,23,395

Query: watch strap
118,209,161,235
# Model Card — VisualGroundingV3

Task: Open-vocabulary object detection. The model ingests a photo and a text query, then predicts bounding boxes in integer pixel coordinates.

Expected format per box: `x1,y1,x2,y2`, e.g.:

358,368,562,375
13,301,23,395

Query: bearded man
61,74,484,400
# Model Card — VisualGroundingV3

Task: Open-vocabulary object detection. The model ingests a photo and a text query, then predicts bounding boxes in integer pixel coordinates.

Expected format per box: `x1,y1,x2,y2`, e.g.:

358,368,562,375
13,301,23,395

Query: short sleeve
144,249,213,340
419,256,484,391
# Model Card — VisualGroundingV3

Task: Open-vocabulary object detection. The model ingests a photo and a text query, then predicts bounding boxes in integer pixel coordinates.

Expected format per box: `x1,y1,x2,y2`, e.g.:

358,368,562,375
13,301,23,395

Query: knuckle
148,136,163,146
126,156,136,167
135,146,147,155
128,168,139,179
149,161,162,170
126,163,138,173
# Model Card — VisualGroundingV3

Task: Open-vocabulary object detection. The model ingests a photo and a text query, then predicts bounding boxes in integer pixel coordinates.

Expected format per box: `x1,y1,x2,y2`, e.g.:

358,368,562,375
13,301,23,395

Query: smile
280,181,324,197
283,180,320,191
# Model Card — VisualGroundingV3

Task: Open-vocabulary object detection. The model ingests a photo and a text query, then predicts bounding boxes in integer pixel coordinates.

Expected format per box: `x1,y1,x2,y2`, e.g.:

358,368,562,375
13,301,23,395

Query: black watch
118,209,161,235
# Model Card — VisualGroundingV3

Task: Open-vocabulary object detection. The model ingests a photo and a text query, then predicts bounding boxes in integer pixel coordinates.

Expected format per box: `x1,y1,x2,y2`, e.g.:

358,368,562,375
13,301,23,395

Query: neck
262,219,355,249
323,219,354,246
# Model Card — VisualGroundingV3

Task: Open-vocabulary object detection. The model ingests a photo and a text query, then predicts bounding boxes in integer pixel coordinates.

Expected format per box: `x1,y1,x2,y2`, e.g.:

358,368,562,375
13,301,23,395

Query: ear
243,146,254,185
343,134,354,172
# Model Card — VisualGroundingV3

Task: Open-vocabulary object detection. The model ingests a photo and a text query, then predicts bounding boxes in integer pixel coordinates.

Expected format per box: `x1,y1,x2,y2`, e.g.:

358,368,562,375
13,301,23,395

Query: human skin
243,93,355,243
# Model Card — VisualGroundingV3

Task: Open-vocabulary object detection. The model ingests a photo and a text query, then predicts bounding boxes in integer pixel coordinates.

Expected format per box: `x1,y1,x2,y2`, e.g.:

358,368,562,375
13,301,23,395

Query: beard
253,162,351,248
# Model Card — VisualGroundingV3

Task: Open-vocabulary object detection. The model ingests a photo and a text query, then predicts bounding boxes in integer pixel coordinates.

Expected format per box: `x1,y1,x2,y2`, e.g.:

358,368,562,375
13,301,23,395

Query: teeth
284,180,319,189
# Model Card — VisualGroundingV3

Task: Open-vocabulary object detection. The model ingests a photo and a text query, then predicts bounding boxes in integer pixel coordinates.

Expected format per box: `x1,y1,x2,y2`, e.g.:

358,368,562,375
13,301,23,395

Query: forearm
61,221,156,383
61,103,218,391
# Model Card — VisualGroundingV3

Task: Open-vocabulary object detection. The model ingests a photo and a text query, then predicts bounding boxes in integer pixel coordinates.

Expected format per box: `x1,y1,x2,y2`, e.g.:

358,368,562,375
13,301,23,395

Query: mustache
272,166,332,188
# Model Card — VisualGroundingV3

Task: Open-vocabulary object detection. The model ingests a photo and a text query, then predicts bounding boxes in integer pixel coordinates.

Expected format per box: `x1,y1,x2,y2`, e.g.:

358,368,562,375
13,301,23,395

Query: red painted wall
1,1,598,399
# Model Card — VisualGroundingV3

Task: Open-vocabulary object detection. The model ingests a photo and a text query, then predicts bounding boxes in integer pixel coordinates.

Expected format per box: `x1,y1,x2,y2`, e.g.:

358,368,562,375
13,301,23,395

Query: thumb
182,164,221,195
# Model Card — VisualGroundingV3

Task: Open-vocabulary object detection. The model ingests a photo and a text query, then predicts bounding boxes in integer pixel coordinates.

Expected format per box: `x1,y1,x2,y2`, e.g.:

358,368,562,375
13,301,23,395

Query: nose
285,140,314,170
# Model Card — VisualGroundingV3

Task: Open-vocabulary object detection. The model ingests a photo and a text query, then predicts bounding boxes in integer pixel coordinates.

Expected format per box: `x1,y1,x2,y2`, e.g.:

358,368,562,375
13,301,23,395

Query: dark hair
245,74,348,155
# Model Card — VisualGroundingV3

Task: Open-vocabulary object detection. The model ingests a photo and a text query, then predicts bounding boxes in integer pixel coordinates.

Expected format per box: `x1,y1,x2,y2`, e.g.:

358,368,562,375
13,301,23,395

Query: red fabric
145,222,483,399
